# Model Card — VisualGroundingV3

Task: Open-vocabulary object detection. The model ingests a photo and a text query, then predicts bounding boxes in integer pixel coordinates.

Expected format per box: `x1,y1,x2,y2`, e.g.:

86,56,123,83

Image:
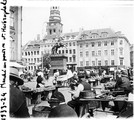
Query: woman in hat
10,67,30,118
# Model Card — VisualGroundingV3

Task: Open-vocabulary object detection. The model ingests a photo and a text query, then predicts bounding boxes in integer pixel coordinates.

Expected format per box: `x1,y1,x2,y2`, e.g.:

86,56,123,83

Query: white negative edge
1,0,134,120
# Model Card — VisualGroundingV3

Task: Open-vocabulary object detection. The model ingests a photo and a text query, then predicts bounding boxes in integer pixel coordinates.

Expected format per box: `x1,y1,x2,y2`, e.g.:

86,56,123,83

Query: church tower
46,6,63,39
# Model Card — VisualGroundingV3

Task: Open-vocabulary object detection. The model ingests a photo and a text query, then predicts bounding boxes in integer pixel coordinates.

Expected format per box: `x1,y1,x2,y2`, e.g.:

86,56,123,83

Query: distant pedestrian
36,73,44,88
67,68,73,85
53,69,60,85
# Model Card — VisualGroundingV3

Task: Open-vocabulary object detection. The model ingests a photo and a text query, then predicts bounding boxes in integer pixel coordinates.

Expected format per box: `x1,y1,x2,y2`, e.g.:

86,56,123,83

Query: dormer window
71,35,75,39
81,34,88,39
101,32,108,37
91,33,98,38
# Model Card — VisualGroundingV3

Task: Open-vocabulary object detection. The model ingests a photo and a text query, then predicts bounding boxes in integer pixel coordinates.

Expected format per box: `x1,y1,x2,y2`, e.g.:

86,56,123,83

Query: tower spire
49,6,61,23
46,6,63,38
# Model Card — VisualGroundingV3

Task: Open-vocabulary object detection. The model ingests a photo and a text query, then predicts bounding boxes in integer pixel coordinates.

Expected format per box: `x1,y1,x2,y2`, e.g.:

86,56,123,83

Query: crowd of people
9,65,133,118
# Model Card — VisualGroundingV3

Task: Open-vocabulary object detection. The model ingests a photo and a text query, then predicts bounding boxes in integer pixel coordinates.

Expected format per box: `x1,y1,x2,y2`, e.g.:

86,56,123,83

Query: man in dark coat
48,91,77,118
10,67,30,118
112,70,131,115
115,70,131,96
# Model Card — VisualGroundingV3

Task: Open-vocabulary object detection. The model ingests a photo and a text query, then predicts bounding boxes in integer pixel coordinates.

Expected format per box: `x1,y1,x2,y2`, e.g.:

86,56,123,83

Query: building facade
76,29,131,69
22,7,131,72
10,6,22,63
130,44,134,68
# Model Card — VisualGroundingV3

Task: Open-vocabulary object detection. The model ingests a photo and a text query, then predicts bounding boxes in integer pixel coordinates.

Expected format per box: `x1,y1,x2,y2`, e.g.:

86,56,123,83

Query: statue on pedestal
51,37,66,55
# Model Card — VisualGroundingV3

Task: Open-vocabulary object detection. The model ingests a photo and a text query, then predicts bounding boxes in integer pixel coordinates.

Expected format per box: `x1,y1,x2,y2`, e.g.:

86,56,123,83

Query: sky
22,1,134,45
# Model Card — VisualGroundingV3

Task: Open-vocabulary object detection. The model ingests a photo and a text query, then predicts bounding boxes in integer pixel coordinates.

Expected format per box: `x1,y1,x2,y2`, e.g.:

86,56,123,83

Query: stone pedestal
50,54,67,76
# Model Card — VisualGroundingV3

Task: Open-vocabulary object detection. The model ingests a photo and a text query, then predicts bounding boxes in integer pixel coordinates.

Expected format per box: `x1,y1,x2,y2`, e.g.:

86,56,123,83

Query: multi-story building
22,37,42,72
22,6,131,72
10,6,22,63
130,44,134,68
76,29,131,70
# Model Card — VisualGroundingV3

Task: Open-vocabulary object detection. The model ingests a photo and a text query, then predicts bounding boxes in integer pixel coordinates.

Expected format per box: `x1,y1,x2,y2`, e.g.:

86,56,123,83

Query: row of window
64,35,76,40
44,42,76,48
23,44,123,57
66,56,76,62
66,32,109,40
79,49,123,57
27,65,37,71
25,58,40,63
24,56,76,64
49,29,62,35
23,51,40,56
80,59,123,67
80,41,115,48
58,49,76,54
41,49,76,55
26,58,124,71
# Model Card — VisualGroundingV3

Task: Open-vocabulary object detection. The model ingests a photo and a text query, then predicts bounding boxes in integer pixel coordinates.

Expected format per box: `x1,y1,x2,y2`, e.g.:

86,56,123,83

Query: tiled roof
44,34,57,40
63,32,79,36
22,40,43,50
23,28,129,48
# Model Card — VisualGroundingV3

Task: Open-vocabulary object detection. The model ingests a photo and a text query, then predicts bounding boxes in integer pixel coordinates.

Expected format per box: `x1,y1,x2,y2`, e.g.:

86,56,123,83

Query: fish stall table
79,96,128,117
22,86,56,106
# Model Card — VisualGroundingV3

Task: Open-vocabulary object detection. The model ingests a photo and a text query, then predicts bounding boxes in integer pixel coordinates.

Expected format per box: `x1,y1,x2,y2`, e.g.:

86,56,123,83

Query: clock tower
46,6,63,38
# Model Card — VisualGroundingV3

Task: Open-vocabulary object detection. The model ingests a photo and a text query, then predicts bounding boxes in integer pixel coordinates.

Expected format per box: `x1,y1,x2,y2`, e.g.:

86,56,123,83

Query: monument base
49,54,67,76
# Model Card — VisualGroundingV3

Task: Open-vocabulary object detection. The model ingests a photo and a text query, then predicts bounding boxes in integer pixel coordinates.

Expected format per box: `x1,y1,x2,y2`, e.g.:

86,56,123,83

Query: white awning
10,62,26,68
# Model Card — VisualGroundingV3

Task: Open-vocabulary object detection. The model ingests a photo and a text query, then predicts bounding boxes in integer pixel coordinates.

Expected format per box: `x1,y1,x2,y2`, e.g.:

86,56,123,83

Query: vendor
114,70,131,96
67,73,91,117
112,70,131,115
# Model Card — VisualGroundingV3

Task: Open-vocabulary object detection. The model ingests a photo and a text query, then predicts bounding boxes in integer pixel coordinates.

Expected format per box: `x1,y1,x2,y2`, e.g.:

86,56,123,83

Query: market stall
21,85,56,106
